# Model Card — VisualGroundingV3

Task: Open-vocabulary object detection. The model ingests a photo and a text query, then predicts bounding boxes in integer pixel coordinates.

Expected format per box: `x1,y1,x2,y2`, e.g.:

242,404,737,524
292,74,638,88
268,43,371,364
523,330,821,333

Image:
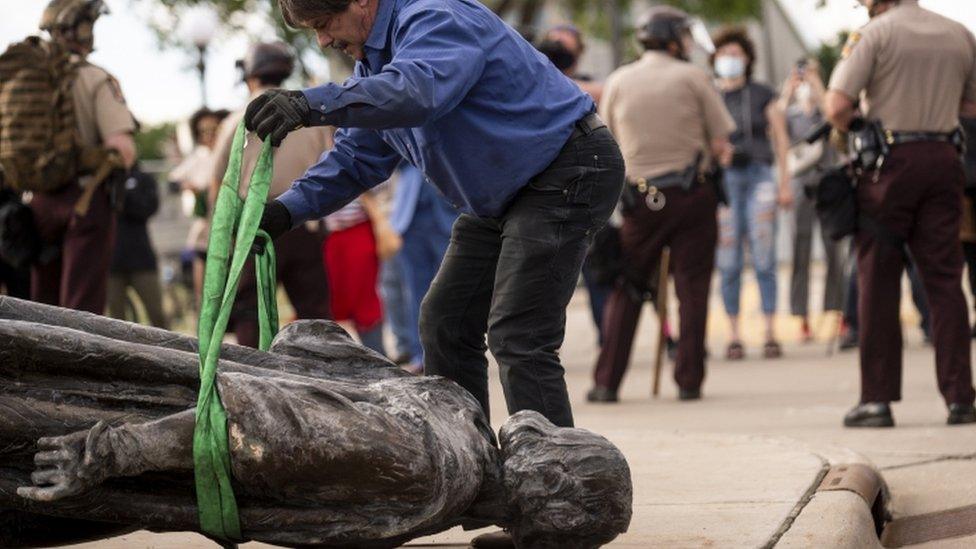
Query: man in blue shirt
245,0,624,437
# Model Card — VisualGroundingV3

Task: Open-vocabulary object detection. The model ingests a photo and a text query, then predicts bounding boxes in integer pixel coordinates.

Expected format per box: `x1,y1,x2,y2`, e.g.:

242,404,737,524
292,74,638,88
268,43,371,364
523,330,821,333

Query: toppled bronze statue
0,297,632,548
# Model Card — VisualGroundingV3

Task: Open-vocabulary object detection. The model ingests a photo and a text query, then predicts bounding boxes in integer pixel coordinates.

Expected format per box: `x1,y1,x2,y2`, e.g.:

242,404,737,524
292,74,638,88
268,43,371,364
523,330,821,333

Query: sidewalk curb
772,446,888,548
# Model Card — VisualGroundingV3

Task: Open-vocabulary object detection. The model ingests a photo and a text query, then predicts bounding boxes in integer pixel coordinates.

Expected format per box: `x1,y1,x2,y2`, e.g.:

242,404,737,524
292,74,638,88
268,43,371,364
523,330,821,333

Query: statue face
499,411,633,547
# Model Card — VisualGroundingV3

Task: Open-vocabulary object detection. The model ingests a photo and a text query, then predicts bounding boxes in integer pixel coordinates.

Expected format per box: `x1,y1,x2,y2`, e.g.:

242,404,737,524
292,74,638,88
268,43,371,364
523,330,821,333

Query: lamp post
181,8,218,108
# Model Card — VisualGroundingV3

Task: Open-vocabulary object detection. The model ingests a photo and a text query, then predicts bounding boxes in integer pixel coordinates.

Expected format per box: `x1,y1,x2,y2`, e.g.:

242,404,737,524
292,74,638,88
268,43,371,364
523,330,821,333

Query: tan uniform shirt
212,92,334,200
599,51,735,180
829,0,976,133
72,62,135,150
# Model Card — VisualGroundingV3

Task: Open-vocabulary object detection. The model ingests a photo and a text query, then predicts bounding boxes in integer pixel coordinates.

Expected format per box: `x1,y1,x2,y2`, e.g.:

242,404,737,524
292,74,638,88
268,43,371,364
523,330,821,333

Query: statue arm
17,410,195,502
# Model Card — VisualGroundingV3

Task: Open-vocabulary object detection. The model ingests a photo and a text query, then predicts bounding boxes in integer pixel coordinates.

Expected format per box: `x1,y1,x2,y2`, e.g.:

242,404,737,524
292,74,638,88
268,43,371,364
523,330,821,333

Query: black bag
730,149,752,168
814,163,907,255
814,165,858,241
0,189,41,269
585,224,623,286
703,162,727,205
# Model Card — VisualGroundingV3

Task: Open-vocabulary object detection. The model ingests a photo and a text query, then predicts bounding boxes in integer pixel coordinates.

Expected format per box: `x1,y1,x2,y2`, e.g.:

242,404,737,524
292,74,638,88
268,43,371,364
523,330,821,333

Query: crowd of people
0,0,974,444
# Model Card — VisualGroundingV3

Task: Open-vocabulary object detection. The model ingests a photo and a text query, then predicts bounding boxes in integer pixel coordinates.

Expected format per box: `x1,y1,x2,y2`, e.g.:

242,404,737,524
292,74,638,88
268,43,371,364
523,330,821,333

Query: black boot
678,387,701,401
586,386,618,403
948,403,976,425
838,329,859,351
843,402,894,428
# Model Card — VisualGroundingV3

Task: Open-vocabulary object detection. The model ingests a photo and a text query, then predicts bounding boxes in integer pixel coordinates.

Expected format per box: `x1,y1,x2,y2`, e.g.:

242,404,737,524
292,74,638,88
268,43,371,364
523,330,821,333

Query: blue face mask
714,56,745,79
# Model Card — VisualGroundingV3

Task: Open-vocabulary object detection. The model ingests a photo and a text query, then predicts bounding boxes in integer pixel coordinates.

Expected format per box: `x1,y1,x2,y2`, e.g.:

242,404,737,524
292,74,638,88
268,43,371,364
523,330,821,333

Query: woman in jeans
711,28,793,359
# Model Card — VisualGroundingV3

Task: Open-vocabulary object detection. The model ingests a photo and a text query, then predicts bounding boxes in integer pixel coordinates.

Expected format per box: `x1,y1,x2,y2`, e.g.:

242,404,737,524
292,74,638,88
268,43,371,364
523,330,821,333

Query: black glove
244,89,311,147
252,200,292,254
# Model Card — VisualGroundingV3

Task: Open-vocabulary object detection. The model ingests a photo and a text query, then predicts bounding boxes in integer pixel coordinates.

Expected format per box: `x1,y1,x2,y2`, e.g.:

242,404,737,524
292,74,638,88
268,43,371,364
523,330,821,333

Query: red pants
323,220,382,331
857,142,975,405
233,226,332,348
593,184,717,392
30,185,115,315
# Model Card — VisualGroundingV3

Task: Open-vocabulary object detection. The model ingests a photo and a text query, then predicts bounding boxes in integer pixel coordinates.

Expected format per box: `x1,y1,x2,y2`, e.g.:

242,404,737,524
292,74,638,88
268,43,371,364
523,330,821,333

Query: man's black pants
420,125,624,427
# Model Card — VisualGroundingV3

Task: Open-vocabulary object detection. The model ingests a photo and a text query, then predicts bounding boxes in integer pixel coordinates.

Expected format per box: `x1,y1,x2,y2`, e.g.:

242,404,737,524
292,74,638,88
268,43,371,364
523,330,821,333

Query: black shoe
586,386,618,403
678,388,701,401
838,330,859,351
948,403,976,425
843,402,894,428
471,530,514,549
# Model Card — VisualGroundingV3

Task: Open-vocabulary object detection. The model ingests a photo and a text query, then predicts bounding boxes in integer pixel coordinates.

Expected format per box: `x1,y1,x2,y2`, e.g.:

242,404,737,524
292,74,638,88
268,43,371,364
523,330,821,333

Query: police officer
30,0,136,314
587,7,734,403
209,42,333,348
825,0,976,427
243,0,621,427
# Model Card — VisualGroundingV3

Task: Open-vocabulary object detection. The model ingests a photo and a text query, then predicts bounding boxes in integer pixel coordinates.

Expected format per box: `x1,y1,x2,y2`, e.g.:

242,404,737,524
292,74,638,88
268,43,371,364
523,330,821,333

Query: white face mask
714,56,745,79
795,83,812,105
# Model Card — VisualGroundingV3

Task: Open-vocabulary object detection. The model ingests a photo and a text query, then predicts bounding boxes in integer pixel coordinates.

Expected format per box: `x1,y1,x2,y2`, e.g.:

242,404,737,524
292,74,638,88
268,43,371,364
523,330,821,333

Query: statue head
499,411,632,547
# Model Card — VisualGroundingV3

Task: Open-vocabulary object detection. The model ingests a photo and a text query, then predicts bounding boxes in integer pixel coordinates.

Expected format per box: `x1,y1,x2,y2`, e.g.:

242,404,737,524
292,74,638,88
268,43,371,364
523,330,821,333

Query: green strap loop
194,120,279,541
254,228,279,351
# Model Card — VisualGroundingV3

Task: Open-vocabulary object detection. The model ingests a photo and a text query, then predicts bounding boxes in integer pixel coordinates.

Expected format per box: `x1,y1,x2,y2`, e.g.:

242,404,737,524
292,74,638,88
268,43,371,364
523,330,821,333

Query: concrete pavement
62,265,976,547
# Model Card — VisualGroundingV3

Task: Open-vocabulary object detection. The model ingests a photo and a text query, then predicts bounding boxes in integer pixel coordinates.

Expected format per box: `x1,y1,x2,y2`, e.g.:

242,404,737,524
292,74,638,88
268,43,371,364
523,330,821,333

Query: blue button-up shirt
276,0,594,223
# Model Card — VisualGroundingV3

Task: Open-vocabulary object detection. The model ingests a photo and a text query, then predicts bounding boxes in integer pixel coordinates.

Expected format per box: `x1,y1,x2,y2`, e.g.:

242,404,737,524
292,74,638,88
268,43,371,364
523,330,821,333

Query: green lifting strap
194,120,279,541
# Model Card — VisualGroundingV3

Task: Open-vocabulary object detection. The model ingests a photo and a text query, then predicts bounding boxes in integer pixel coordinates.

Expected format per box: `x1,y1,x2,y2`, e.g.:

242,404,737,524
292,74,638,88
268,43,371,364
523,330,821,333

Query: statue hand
17,421,112,502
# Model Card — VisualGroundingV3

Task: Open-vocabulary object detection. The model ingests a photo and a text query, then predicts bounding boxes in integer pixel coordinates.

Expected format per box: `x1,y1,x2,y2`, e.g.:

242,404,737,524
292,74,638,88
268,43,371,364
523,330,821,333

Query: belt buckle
645,185,665,211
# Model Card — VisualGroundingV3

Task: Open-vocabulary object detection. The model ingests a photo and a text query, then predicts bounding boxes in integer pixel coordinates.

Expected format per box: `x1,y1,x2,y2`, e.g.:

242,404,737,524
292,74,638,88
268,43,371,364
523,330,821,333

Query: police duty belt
628,163,700,211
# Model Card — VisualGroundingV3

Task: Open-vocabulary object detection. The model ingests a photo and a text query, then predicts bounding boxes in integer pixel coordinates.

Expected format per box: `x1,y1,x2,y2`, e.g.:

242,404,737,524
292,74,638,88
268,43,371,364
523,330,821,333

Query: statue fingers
34,448,72,466
36,435,68,450
16,485,64,502
31,468,64,486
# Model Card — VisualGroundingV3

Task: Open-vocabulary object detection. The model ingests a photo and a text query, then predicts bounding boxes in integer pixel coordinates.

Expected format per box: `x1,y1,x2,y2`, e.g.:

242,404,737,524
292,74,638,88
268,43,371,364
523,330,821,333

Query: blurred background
1,0,974,332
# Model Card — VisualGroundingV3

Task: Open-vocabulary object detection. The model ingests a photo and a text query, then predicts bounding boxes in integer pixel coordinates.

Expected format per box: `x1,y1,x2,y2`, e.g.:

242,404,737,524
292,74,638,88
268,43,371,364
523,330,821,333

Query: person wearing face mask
586,6,734,404
779,59,845,343
824,0,976,427
711,27,793,360
540,24,603,104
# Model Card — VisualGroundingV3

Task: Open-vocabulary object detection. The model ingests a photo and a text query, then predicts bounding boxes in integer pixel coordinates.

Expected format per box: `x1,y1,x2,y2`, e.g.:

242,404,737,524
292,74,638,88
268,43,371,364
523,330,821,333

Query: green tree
135,0,562,76
134,0,781,75
134,122,177,161
660,0,761,22
817,30,849,83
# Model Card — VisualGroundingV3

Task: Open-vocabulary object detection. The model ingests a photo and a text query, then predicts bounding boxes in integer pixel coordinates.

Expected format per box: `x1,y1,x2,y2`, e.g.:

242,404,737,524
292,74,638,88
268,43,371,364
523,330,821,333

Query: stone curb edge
765,455,888,548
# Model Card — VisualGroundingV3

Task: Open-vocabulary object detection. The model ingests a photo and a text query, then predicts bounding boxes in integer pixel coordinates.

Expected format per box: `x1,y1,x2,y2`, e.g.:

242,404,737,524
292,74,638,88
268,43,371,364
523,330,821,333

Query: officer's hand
244,89,310,147
252,200,292,255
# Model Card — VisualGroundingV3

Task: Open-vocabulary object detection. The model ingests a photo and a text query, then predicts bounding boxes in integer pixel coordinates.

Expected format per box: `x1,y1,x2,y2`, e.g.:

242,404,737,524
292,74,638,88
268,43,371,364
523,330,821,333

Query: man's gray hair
278,0,354,28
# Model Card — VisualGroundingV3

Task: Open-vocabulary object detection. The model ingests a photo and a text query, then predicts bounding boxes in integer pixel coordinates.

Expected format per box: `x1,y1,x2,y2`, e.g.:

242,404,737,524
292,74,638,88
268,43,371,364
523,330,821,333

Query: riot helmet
40,0,108,55
636,6,714,60
237,42,295,86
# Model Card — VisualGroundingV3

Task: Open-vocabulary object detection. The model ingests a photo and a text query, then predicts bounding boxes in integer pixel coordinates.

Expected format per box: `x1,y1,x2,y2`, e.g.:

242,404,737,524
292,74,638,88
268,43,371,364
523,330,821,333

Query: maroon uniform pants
593,184,717,392
857,142,975,406
30,185,115,315
233,225,332,348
